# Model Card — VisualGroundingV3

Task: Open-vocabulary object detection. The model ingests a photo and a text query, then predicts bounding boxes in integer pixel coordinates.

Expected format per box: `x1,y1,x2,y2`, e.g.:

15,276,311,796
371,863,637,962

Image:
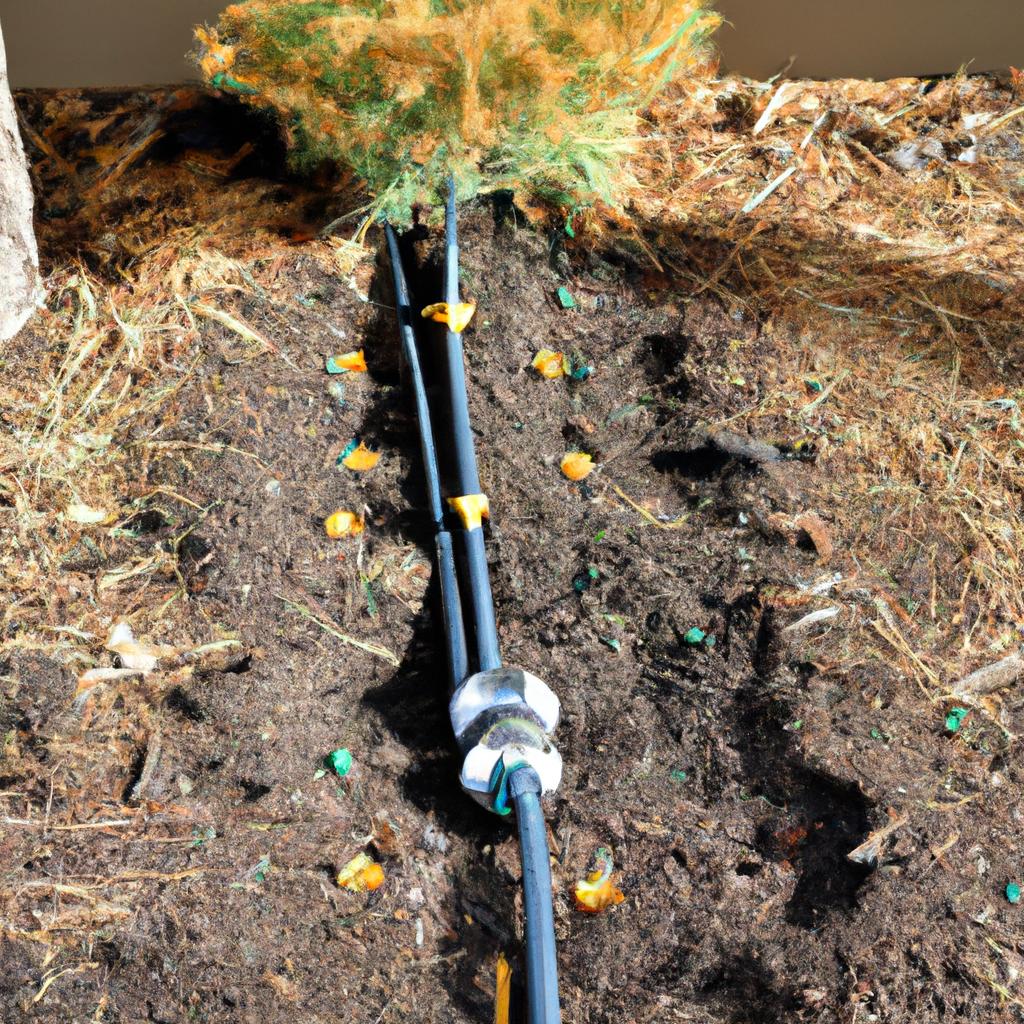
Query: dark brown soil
2,91,1022,1024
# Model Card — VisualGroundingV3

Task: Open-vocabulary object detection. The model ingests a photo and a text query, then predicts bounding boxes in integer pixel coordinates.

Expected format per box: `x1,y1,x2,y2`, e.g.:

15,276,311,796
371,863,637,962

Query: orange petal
342,442,381,472
360,862,385,891
337,852,384,892
332,349,367,373
573,877,625,914
532,349,566,379
561,452,594,481
325,510,364,538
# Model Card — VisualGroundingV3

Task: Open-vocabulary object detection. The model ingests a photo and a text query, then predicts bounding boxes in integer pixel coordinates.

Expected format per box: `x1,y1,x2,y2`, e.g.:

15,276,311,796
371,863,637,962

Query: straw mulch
622,71,1024,706
3,69,1023,819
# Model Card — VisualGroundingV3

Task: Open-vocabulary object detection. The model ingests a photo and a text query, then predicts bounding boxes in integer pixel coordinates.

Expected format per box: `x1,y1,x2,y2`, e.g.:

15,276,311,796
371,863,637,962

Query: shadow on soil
696,952,797,1024
730,675,873,927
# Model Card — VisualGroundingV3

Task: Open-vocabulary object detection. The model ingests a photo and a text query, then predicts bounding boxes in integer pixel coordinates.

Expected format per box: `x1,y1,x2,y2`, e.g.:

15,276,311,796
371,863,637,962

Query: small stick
952,647,1024,697
279,597,400,666
741,165,797,215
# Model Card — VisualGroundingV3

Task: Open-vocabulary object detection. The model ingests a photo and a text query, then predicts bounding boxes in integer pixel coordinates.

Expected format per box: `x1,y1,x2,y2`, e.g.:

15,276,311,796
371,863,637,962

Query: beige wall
1,0,221,88
716,0,1022,79
0,0,1021,88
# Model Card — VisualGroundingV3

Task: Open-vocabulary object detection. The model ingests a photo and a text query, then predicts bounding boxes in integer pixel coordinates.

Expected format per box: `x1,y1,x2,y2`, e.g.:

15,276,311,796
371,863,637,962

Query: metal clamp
450,667,562,812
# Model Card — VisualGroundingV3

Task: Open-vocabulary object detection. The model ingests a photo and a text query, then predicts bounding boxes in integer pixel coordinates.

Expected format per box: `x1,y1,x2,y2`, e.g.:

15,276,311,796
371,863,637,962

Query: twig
982,103,1024,134
782,607,840,634
33,963,99,1004
752,81,802,135
2,817,133,831
802,369,849,414
191,301,298,370
951,647,1024,697
279,597,400,666
741,165,797,215
608,482,688,531
132,439,268,468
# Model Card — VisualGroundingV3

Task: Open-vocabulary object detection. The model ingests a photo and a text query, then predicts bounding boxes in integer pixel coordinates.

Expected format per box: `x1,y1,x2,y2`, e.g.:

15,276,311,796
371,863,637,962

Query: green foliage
196,0,719,221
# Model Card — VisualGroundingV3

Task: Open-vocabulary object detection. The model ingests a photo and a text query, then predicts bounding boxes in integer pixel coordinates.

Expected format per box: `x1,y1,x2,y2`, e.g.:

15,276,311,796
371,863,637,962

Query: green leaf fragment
326,748,353,778
191,826,216,849
361,574,378,617
557,287,576,309
945,707,969,733
682,627,705,645
211,72,260,95
250,855,271,883
1007,883,1021,904
337,438,361,466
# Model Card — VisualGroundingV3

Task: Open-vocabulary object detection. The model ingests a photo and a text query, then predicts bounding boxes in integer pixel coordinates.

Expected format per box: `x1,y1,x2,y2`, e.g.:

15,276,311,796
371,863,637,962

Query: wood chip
953,648,1024,697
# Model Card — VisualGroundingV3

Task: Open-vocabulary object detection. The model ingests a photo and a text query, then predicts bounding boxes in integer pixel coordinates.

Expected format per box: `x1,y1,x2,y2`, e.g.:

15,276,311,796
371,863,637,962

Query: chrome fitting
450,667,561,812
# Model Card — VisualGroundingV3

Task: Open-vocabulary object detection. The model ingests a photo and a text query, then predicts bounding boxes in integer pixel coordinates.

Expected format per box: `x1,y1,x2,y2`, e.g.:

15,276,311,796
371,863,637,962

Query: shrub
196,0,719,221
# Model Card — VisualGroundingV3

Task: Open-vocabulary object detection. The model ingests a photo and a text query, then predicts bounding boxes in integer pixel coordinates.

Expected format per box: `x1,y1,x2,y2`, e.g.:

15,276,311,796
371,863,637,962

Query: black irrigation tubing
384,181,562,1024
509,765,562,1024
442,180,501,675
383,222,467,691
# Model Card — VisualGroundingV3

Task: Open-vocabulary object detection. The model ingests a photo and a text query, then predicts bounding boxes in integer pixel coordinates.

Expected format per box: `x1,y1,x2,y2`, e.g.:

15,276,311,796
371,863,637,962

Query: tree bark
0,18,41,342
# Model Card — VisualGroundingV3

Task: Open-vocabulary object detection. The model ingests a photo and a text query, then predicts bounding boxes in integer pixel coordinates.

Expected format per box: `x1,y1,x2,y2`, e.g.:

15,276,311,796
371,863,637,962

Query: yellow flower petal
495,953,512,1024
560,452,594,481
532,349,566,379
332,349,367,372
574,875,625,914
325,510,364,539
447,302,477,333
337,853,385,892
343,442,381,472
420,301,476,333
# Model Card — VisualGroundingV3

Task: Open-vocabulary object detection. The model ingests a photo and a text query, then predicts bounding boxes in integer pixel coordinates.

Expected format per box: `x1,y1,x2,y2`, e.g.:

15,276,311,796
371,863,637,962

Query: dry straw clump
623,69,1024,695
194,0,719,219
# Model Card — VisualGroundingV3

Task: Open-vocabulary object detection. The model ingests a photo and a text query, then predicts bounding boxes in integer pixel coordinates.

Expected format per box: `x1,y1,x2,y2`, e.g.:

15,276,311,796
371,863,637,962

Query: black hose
442,178,501,673
385,223,468,690
509,766,562,1024
443,178,481,497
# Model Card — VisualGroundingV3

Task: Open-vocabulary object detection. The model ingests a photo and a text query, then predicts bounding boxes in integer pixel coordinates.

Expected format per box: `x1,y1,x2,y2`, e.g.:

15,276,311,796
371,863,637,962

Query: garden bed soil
1,86,1022,1024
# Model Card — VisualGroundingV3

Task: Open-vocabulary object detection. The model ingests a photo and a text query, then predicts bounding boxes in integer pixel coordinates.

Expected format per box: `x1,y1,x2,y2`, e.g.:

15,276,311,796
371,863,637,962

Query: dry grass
632,72,1024,304
731,319,1024,694
601,70,1024,705
2,88,373,681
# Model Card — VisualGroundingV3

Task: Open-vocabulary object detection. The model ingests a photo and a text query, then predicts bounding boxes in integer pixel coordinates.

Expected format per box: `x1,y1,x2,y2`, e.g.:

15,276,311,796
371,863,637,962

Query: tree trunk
0,18,41,342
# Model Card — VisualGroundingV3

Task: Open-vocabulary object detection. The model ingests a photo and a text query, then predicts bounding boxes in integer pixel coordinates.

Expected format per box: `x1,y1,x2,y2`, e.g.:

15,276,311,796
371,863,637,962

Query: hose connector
450,667,562,813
